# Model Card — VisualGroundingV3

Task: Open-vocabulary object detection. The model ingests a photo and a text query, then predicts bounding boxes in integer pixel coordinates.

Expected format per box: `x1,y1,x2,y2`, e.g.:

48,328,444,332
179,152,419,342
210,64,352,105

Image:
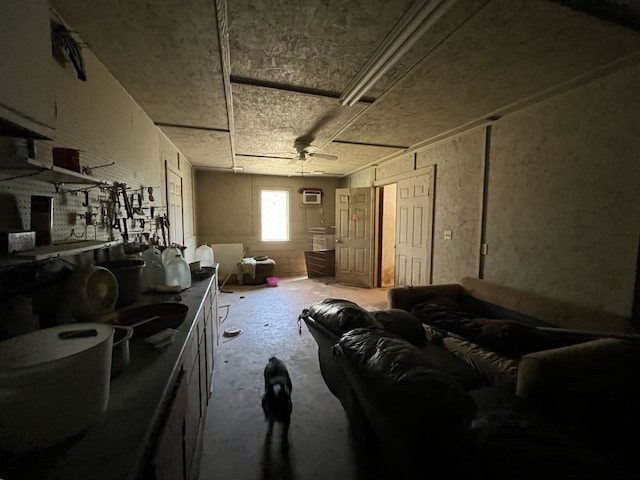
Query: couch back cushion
457,294,547,327
371,309,427,347
459,277,634,334
387,283,463,312
307,298,382,335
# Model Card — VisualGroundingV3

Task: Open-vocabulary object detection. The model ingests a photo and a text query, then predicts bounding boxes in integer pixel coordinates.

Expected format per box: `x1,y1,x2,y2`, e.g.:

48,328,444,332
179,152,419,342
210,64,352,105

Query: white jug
141,246,165,291
195,244,214,267
165,255,191,290
161,246,183,268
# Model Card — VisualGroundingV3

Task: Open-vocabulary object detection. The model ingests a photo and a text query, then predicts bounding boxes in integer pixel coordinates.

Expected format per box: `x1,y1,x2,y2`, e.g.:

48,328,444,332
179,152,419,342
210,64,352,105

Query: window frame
259,188,290,242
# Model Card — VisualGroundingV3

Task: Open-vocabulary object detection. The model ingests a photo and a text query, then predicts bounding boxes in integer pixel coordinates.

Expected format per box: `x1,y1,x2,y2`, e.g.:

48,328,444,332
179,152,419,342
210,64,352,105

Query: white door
395,169,434,286
335,187,374,288
166,163,184,246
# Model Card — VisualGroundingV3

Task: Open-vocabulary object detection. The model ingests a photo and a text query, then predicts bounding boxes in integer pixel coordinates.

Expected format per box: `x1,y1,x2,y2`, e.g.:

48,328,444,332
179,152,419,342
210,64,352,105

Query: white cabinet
0,0,55,139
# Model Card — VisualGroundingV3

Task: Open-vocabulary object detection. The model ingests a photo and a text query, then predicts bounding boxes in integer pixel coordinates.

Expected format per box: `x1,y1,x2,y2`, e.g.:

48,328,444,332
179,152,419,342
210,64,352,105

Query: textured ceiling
51,0,640,177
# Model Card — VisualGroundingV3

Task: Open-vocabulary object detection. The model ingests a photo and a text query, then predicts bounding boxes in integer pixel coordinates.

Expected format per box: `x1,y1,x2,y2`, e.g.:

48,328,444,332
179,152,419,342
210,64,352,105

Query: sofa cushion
307,298,383,335
442,336,518,389
371,309,427,347
337,328,477,432
411,298,477,323
420,316,583,358
457,294,549,327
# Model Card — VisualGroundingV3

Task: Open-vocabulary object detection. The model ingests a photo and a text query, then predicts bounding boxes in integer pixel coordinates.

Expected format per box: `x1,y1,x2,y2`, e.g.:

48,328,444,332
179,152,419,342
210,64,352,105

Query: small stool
241,258,276,285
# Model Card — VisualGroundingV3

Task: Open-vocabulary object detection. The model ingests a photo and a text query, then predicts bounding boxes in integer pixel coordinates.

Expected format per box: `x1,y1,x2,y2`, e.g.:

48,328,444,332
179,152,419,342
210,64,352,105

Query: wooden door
335,187,374,288
165,162,184,246
395,170,434,286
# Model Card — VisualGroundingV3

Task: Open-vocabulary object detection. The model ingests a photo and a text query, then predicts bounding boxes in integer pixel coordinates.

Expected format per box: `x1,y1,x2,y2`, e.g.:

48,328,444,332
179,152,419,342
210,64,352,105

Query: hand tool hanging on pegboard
114,183,133,219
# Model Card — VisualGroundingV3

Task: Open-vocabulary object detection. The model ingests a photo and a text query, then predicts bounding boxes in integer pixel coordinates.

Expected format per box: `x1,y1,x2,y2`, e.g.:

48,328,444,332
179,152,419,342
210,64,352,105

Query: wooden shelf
27,159,111,187
1,157,112,188
14,239,120,261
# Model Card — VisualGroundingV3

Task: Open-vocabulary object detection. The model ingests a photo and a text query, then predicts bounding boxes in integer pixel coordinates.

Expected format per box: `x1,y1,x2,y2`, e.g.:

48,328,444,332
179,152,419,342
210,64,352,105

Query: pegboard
0,138,165,246
0,36,195,257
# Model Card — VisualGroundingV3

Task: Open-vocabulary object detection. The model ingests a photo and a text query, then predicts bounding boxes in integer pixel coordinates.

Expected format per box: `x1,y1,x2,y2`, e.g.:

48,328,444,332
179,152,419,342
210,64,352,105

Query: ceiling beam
215,0,237,170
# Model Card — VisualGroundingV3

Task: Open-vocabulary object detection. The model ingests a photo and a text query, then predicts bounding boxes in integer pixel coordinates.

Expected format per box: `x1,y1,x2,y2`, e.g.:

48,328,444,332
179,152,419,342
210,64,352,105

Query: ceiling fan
290,141,338,163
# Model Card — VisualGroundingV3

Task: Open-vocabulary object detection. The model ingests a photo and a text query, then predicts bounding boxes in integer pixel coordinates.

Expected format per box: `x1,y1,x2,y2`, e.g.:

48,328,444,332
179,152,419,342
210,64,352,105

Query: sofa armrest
387,283,463,311
516,338,640,403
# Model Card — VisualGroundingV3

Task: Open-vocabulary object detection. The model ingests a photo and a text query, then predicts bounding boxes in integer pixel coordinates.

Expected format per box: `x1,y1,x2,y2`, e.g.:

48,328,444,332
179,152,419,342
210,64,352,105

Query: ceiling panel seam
230,75,374,102
215,0,236,170
155,122,230,133
332,139,409,150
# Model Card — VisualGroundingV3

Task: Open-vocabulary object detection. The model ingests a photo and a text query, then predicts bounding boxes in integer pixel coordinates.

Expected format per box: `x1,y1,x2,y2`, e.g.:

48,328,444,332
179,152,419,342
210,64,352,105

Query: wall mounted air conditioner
302,190,322,205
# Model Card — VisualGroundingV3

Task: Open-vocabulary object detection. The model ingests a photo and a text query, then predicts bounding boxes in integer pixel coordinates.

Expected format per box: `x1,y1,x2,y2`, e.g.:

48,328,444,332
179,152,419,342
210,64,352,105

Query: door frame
373,166,436,287
165,160,185,246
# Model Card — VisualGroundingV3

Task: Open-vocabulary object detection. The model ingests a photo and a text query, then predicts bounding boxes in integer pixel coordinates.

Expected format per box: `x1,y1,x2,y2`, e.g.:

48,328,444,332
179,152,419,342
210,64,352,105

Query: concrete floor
197,276,389,480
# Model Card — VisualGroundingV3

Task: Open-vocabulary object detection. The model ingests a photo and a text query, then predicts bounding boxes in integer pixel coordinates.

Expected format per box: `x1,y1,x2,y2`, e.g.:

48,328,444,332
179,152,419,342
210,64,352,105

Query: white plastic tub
0,323,113,453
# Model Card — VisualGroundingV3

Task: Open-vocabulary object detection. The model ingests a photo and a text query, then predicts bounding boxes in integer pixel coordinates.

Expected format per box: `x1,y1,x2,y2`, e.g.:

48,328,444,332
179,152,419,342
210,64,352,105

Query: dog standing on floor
261,356,293,443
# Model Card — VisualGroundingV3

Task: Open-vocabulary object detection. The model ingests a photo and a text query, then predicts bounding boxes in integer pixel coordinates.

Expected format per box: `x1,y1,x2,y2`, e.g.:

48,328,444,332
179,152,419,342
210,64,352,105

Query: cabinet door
152,369,187,480
213,284,220,348
204,310,214,401
199,334,209,410
0,0,55,138
184,349,201,479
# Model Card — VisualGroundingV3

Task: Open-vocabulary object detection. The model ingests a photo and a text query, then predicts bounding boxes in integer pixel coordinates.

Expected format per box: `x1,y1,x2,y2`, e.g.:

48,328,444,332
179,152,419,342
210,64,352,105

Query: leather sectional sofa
300,277,640,480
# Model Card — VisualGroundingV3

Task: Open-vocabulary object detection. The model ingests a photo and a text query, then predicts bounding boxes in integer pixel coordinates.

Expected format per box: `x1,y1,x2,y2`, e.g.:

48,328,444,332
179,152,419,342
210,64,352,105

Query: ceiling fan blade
309,152,338,160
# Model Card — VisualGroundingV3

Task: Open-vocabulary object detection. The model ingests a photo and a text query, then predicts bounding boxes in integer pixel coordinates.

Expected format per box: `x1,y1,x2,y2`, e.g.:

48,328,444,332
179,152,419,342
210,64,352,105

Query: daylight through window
261,190,289,241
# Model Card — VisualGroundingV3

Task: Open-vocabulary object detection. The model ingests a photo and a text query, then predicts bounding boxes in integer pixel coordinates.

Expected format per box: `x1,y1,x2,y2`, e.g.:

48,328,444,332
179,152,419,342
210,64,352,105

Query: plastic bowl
266,276,279,287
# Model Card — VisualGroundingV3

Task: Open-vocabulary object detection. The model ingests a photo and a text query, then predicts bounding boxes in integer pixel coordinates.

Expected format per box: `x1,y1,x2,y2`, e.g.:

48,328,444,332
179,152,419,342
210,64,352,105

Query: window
261,189,289,241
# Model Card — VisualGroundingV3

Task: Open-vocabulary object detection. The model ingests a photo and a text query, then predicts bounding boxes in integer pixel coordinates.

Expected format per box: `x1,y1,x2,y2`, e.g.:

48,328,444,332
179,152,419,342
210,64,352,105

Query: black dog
261,356,293,442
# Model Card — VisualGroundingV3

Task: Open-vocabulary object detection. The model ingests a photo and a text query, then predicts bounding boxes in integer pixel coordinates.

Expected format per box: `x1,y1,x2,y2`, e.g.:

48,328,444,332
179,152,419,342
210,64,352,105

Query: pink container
266,276,279,287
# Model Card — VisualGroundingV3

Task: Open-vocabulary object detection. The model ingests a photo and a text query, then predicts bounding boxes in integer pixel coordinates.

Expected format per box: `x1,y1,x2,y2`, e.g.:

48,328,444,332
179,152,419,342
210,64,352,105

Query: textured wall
376,153,415,180
348,168,375,188
485,64,640,316
195,172,340,276
416,130,485,284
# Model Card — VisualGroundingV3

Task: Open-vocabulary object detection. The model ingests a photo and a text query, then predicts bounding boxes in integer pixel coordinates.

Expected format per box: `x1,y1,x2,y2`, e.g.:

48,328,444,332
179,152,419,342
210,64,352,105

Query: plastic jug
161,246,183,268
195,244,214,267
141,246,165,291
165,255,191,290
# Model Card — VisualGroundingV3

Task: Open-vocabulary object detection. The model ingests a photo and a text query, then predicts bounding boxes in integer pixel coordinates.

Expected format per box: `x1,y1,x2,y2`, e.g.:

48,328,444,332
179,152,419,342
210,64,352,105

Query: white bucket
0,323,113,453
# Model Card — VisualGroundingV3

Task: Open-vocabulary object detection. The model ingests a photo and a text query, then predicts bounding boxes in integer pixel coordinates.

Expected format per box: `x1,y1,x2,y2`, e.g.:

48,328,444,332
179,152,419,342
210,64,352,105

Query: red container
52,147,81,172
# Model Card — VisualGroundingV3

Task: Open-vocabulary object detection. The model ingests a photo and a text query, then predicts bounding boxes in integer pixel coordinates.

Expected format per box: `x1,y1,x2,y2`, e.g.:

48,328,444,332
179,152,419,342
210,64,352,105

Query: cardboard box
52,147,81,172
0,231,36,253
